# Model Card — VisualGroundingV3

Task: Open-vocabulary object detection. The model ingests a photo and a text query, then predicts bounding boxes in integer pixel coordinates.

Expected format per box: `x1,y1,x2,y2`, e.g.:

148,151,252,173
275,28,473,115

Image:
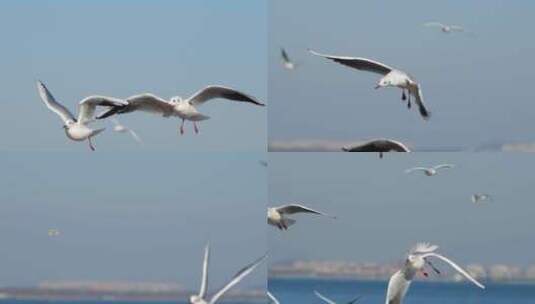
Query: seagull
36,81,127,151
471,193,491,204
111,118,143,144
314,290,362,304
259,160,268,167
267,291,280,304
97,86,265,135
267,203,335,230
424,22,465,34
405,164,455,176
342,139,410,158
385,243,485,304
281,48,297,70
48,228,61,237
309,50,430,120
189,243,267,304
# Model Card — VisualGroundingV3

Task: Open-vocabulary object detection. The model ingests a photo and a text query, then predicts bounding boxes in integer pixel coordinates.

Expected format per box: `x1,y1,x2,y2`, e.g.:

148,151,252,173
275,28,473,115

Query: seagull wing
422,253,485,289
309,50,393,75
78,96,127,124
405,167,429,174
128,129,143,144
346,295,363,304
199,243,210,299
188,86,265,107
449,25,464,32
386,270,411,304
342,141,380,152
97,93,175,119
424,22,446,28
275,204,334,218
36,81,76,124
433,164,455,170
410,242,438,255
386,140,411,152
409,84,430,120
281,48,291,64
208,253,267,304
267,292,280,304
314,291,338,304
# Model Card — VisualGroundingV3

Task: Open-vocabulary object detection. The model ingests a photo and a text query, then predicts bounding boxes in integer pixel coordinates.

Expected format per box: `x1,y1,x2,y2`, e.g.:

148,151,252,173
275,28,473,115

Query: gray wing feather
36,81,76,123
189,86,265,106
309,50,393,75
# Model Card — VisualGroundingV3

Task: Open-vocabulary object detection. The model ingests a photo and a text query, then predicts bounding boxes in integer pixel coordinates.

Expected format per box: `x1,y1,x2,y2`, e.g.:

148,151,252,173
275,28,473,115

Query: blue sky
269,153,535,267
0,0,266,152
0,152,267,290
269,0,535,151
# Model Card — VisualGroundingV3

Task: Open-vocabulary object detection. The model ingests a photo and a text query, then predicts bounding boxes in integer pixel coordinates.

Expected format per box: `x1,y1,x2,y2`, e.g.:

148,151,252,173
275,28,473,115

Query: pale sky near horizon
0,0,266,152
269,0,535,151
0,152,267,290
269,153,535,267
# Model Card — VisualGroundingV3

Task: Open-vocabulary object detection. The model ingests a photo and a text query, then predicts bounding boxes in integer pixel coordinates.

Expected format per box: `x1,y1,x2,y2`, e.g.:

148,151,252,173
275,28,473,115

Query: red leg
180,119,185,135
88,137,95,151
194,122,199,134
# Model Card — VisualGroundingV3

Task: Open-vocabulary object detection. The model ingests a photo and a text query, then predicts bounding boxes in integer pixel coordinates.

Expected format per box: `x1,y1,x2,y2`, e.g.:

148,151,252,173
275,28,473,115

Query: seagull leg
88,137,95,151
401,89,407,101
379,152,384,159
194,122,199,134
179,119,185,135
407,93,412,109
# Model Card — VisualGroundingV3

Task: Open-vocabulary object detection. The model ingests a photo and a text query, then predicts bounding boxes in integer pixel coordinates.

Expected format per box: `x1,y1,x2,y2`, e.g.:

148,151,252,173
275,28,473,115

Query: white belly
66,125,93,141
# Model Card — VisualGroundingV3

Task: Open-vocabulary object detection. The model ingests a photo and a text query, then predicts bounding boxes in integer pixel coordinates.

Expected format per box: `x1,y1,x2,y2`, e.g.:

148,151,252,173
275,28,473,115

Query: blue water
269,277,535,304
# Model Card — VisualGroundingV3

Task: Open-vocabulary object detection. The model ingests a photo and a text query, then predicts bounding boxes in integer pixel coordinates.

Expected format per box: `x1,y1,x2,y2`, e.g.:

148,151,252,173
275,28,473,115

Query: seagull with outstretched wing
405,164,455,176
342,139,410,158
267,203,336,230
97,85,264,135
36,81,127,151
309,50,430,120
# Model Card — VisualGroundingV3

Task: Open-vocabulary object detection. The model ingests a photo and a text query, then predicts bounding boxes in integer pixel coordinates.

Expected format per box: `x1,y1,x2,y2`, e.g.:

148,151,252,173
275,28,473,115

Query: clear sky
0,0,266,152
269,153,535,267
0,152,267,290
269,0,535,151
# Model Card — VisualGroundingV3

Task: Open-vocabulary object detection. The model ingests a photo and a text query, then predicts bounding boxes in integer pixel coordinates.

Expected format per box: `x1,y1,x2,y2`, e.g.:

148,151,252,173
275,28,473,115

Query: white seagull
385,243,485,304
48,228,61,237
189,243,267,304
37,81,127,151
405,164,455,176
309,50,430,120
97,86,264,135
314,290,362,304
111,118,143,144
281,48,297,70
267,203,335,230
342,139,410,158
424,22,465,34
471,193,491,204
267,291,280,304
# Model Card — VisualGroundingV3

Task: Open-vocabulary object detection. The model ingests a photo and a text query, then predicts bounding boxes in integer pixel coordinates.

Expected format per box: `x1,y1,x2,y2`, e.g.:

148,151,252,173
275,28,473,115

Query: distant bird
36,81,127,151
424,22,465,34
342,139,410,158
267,291,280,304
267,203,335,230
259,160,268,167
405,164,455,176
309,50,430,120
385,243,485,304
314,290,362,304
48,228,60,237
471,193,491,204
189,243,267,304
281,48,298,70
111,118,142,144
97,86,265,135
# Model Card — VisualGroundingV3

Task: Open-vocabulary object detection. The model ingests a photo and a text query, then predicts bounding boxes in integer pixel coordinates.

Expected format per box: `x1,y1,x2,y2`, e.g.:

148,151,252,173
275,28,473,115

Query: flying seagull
424,22,465,34
281,48,298,70
97,86,265,135
309,50,430,120
189,243,267,304
471,193,491,204
405,164,455,176
267,203,335,230
267,291,280,304
385,243,485,304
36,81,127,151
259,160,268,167
314,290,362,304
48,228,61,237
342,139,410,158
111,118,142,144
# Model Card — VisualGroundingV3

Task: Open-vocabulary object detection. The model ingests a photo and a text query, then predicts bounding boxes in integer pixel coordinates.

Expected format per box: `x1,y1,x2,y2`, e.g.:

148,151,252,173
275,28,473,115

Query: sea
268,277,535,304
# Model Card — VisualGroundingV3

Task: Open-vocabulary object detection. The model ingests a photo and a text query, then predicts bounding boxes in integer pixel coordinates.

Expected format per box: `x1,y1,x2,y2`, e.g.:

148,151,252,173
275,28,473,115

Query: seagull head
375,78,391,89
170,96,184,104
